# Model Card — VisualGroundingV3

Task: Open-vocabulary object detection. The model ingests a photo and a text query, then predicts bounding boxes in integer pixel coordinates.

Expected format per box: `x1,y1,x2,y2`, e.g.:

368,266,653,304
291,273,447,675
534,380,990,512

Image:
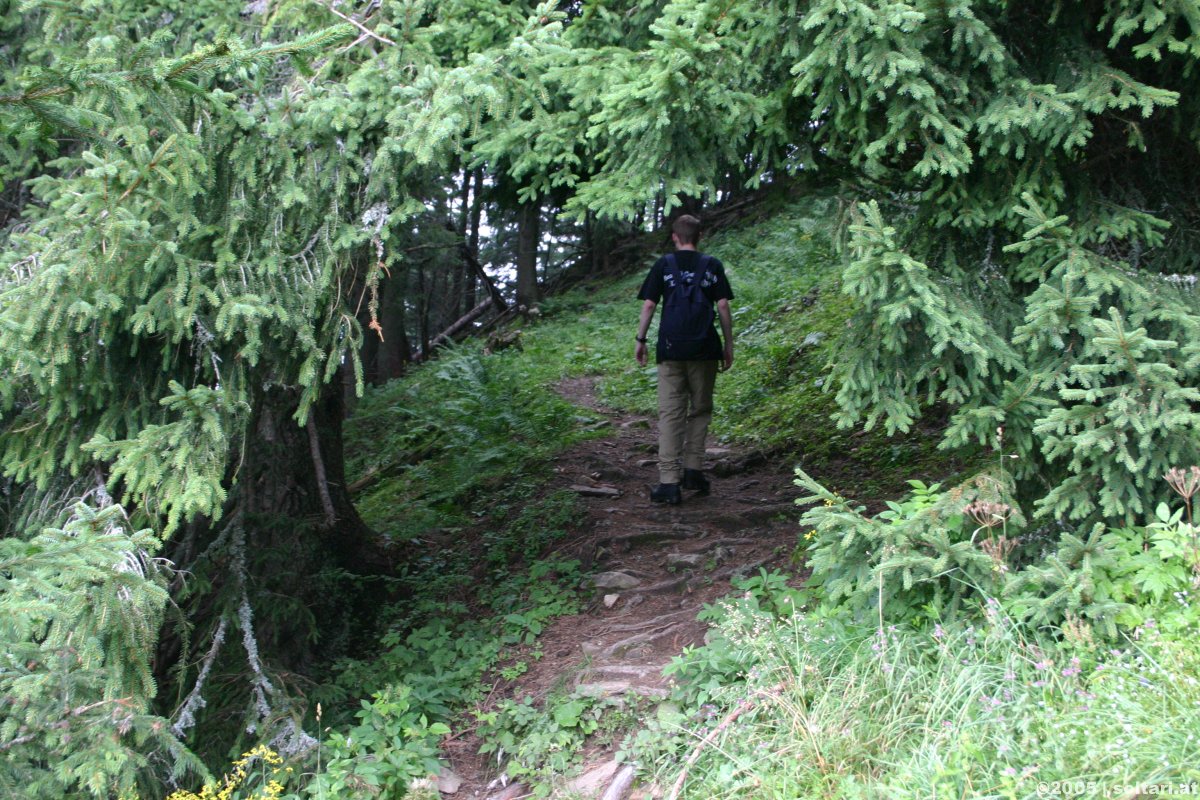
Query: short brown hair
672,215,701,246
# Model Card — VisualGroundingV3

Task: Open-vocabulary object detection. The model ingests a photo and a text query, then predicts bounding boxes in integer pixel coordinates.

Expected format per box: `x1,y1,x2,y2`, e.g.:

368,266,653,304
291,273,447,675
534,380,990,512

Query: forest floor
440,375,805,799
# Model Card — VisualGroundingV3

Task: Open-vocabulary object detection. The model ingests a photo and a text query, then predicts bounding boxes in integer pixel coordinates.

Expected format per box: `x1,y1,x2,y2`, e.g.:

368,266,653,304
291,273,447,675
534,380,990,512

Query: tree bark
541,209,556,287
375,268,409,381
240,375,385,573
516,197,540,308
416,259,431,356
450,170,473,320
465,168,483,311
163,373,391,677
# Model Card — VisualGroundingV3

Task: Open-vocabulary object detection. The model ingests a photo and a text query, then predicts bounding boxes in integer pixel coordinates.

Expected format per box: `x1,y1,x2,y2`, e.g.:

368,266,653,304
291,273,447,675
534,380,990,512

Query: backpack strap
664,252,681,284
665,252,712,286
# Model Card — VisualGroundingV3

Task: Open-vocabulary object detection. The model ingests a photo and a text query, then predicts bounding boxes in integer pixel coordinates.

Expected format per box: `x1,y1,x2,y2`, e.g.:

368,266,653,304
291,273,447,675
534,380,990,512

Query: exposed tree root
601,765,637,800
602,608,696,635
600,620,693,659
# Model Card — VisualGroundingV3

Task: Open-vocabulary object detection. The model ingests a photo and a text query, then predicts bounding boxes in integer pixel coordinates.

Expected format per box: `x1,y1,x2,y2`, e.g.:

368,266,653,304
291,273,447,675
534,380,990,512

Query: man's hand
716,298,734,372
636,299,657,368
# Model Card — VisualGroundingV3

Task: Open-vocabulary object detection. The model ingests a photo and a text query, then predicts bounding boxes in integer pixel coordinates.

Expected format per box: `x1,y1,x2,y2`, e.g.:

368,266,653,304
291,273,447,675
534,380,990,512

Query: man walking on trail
634,214,734,505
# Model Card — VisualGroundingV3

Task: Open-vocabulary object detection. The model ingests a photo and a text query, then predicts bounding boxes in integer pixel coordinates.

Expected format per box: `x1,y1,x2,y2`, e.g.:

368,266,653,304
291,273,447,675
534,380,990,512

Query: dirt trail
443,376,803,799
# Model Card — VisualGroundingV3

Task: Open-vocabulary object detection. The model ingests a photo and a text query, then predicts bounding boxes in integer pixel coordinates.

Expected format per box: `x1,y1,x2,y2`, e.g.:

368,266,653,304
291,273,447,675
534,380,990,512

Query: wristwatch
635,335,648,343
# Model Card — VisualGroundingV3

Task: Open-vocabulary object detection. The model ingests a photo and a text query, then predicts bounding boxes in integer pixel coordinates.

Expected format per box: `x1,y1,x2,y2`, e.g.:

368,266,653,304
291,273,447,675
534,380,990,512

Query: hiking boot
682,468,710,495
649,482,682,505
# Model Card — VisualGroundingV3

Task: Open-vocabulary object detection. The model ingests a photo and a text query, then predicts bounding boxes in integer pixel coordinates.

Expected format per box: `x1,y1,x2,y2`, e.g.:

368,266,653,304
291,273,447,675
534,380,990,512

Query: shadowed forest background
3,1,1200,798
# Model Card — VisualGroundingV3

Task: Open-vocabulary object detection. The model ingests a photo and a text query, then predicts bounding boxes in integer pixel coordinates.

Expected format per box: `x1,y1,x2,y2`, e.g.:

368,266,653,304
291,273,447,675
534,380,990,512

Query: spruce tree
798,1,1200,523
0,4,383,787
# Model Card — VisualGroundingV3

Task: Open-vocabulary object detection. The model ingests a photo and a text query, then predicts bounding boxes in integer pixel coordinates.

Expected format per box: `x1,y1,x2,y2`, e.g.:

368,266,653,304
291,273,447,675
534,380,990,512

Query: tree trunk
240,380,370,539
163,374,391,678
465,168,483,311
541,209,556,287
450,169,472,319
416,259,431,356
516,197,540,308
375,270,408,381
678,193,704,217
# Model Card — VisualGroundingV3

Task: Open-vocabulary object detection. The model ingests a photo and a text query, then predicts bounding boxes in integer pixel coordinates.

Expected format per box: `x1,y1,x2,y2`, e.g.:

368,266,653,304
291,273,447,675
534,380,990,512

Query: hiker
634,214,734,505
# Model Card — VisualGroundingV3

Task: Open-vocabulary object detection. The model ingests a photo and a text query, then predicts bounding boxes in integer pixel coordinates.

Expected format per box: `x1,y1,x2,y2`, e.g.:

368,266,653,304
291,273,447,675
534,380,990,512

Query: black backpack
660,252,715,360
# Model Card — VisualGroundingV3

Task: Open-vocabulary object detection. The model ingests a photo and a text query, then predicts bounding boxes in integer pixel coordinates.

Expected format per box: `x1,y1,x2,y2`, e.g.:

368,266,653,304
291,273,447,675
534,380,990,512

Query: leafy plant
305,686,449,800
725,568,806,620
1099,501,1200,632
475,690,614,791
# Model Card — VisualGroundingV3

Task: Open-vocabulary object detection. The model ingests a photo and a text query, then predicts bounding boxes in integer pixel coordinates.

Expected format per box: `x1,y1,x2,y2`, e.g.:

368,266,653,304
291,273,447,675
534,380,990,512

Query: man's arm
717,298,733,371
635,298,657,366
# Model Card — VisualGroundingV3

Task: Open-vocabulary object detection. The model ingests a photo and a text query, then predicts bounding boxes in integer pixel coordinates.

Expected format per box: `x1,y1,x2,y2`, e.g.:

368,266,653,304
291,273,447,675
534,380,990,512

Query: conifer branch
0,699,130,752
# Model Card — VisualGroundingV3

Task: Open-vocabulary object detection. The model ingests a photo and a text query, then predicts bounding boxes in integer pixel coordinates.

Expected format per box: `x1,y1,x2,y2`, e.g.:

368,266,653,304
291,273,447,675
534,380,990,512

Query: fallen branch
313,0,396,46
423,298,492,353
346,465,380,494
462,243,508,313
665,682,787,800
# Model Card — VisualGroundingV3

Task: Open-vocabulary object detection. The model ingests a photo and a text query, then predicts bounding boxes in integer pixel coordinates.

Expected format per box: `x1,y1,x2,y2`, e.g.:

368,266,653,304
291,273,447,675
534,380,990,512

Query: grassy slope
343,190,977,607
317,193,1200,799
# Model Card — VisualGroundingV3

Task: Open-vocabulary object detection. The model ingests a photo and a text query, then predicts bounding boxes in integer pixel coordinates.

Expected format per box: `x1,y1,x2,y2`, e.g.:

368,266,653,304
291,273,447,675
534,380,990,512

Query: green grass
632,597,1200,799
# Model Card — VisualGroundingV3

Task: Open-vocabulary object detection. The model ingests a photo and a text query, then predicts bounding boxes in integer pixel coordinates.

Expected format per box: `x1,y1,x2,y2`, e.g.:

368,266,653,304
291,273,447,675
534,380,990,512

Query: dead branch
306,409,338,528
665,682,787,800
312,0,396,46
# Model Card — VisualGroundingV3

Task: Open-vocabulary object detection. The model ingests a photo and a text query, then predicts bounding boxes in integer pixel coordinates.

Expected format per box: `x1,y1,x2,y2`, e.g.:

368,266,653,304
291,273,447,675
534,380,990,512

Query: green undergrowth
630,589,1200,799
474,687,651,795
346,345,606,543
616,474,1200,799
289,349,614,797
298,535,587,797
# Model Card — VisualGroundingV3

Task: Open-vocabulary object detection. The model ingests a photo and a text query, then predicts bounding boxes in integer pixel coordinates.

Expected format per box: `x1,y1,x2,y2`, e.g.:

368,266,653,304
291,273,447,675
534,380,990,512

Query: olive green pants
656,360,718,484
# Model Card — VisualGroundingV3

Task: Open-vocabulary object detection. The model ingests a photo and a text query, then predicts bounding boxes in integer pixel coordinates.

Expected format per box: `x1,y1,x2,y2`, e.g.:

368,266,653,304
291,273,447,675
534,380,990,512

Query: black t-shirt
637,250,734,363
